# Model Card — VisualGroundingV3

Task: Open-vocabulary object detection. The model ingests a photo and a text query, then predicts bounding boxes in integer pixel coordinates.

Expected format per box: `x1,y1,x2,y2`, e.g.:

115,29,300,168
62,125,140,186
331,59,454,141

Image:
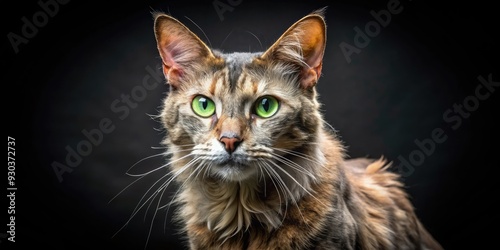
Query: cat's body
152,9,442,250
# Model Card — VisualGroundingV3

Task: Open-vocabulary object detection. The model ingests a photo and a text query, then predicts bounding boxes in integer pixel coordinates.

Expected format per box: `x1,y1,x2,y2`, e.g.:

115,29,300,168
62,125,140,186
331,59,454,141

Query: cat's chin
211,162,257,182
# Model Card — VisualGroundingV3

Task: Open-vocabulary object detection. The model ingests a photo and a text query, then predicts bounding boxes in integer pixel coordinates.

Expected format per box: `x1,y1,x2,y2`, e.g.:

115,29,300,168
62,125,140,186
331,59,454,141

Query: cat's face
155,12,326,182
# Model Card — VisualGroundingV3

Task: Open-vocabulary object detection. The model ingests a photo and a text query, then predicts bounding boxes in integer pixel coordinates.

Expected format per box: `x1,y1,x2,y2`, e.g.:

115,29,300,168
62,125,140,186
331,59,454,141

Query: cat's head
154,11,328,183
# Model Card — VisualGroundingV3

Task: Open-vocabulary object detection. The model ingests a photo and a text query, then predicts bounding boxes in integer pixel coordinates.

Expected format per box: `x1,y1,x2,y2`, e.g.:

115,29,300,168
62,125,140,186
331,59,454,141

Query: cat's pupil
261,99,270,111
200,98,208,109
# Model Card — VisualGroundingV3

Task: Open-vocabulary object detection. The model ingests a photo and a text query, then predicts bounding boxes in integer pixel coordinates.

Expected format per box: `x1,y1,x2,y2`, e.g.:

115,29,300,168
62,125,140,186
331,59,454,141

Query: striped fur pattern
153,10,443,250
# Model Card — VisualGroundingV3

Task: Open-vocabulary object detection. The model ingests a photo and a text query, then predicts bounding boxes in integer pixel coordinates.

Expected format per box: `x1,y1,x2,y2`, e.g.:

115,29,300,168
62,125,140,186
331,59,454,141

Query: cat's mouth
210,156,257,181
220,159,249,170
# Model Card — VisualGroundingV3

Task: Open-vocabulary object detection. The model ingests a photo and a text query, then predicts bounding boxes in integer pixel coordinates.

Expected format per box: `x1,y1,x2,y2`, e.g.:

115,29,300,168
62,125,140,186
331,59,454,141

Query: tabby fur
153,9,443,250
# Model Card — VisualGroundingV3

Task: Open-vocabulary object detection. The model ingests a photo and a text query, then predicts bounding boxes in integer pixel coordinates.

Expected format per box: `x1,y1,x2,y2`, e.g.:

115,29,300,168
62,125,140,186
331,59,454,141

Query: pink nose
219,136,242,154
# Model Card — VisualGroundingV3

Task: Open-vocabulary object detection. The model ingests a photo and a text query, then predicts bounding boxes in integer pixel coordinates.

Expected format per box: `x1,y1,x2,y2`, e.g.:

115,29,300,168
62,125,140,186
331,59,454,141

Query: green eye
192,95,215,118
255,96,279,118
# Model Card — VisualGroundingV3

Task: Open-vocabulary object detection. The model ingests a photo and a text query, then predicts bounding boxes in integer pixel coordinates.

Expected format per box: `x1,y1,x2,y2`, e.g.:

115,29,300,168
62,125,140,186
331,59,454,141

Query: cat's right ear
154,13,216,89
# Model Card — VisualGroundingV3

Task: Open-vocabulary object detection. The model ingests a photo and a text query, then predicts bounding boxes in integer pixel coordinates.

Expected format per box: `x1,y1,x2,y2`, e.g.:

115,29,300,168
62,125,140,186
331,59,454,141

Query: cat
151,9,443,250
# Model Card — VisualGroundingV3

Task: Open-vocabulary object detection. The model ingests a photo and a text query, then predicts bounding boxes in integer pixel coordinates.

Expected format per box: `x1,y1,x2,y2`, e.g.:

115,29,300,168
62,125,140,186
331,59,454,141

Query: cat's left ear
261,10,326,89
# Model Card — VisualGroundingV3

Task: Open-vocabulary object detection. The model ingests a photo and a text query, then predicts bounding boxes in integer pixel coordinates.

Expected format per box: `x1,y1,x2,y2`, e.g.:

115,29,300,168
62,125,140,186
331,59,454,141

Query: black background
3,0,499,249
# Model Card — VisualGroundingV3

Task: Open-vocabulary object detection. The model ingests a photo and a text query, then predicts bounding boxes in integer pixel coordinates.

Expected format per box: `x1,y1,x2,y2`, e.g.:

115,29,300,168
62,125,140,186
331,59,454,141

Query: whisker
267,160,327,209
203,160,214,179
268,152,317,179
151,143,196,150
322,119,339,134
162,158,207,232
193,159,209,181
113,156,198,238
279,140,323,146
220,29,235,50
110,153,194,206
109,174,147,204
244,30,263,51
255,161,267,194
126,150,194,177
184,16,212,48
126,152,168,174
135,156,199,214
255,162,266,195
259,160,289,224
256,161,281,205
112,171,171,238
161,181,186,233
271,147,323,166
161,157,206,214
264,159,304,224
144,179,170,250
260,160,289,202
143,187,160,222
